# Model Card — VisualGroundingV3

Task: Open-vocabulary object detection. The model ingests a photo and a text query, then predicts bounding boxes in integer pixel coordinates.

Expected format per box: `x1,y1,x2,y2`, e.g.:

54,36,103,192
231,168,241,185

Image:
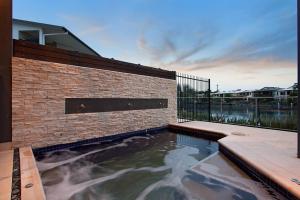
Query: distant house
212,89,253,98
212,85,298,99
13,19,100,56
234,90,253,98
253,87,281,97
276,83,298,98
211,90,240,98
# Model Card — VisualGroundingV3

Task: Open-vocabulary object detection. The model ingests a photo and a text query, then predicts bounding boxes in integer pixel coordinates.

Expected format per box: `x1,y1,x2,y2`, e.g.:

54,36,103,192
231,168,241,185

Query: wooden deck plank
169,121,300,199
19,147,46,200
0,142,12,151
0,177,12,200
0,150,13,200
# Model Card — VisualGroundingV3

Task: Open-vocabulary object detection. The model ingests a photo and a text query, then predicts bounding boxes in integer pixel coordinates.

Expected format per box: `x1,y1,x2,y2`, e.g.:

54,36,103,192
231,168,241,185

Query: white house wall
13,23,44,44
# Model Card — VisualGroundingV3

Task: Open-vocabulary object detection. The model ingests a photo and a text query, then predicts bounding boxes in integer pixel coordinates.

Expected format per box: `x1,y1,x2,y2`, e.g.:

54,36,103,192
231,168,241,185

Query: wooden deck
169,121,300,199
0,146,45,200
0,150,13,200
20,147,46,200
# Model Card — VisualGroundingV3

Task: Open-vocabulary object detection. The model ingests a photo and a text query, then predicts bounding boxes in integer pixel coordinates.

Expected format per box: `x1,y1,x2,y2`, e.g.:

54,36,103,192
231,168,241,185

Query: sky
13,0,297,91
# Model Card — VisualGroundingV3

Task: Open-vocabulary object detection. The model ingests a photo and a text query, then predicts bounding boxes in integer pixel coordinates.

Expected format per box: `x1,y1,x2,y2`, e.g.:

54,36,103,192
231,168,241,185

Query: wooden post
0,0,12,143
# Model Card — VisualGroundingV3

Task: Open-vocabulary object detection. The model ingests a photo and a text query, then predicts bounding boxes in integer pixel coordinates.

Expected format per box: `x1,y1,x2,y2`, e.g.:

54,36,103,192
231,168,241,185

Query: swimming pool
35,130,285,200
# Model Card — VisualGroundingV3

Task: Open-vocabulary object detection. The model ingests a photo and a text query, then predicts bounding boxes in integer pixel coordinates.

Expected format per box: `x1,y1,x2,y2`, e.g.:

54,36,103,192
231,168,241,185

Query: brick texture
12,57,177,148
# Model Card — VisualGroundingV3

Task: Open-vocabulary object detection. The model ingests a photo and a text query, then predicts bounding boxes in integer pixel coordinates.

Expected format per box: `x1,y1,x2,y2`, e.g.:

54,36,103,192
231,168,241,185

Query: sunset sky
13,0,297,91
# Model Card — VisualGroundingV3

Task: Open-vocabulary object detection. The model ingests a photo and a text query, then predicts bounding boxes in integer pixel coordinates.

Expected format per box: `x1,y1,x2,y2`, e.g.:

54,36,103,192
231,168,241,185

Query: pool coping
218,143,298,200
168,122,300,200
0,149,13,200
20,147,46,200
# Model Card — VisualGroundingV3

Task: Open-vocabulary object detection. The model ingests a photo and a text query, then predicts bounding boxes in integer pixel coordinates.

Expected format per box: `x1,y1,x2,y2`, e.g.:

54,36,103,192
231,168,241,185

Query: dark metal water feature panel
65,98,168,114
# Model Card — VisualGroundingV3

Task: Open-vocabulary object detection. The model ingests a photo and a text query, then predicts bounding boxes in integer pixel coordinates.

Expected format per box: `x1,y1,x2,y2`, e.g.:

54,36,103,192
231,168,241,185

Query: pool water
35,130,284,200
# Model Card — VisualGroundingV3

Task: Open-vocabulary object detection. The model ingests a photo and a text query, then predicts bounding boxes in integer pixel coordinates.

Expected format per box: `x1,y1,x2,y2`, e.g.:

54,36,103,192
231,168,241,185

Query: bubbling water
36,131,285,200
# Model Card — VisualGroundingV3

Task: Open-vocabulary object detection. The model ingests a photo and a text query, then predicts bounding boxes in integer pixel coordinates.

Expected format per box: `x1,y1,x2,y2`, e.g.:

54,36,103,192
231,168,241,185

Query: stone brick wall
12,57,177,148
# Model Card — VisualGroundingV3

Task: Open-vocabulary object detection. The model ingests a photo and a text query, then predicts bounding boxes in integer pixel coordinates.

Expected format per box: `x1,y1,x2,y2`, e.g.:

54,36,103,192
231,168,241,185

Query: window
45,40,57,48
19,30,40,44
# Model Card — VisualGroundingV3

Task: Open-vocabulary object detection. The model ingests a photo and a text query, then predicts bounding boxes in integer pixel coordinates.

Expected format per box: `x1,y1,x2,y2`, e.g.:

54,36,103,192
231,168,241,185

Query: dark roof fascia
13,19,64,31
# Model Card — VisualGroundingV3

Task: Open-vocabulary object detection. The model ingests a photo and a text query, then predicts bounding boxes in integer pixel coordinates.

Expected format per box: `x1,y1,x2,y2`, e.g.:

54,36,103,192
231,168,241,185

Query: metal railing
176,73,210,123
176,73,298,131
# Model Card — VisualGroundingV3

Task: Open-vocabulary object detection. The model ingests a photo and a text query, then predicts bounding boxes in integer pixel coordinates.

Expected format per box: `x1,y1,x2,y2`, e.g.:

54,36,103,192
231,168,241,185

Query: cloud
137,33,177,62
56,2,296,90
137,27,217,64
153,12,295,75
79,26,106,36
180,57,295,72
135,3,296,77
58,14,115,47
182,19,297,73
171,38,211,63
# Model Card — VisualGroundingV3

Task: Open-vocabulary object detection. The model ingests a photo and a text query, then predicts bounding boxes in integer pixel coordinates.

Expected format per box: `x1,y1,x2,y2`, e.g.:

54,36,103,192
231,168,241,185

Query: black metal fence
176,73,297,131
210,96,297,131
176,73,210,123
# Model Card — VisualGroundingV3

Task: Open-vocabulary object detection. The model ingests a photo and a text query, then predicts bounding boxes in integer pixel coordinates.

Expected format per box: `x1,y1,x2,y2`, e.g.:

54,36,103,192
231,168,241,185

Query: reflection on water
211,104,296,121
36,131,284,200
178,97,298,130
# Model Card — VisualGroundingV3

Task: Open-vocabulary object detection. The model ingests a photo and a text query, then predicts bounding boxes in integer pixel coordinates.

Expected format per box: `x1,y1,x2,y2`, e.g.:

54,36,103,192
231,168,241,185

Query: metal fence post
297,0,300,158
220,97,223,121
255,98,258,126
208,79,211,122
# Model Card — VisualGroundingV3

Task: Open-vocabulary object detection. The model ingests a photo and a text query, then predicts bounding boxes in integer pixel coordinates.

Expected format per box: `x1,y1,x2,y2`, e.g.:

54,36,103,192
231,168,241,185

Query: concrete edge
19,147,46,200
168,124,226,141
0,150,13,200
168,123,299,200
219,143,299,200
